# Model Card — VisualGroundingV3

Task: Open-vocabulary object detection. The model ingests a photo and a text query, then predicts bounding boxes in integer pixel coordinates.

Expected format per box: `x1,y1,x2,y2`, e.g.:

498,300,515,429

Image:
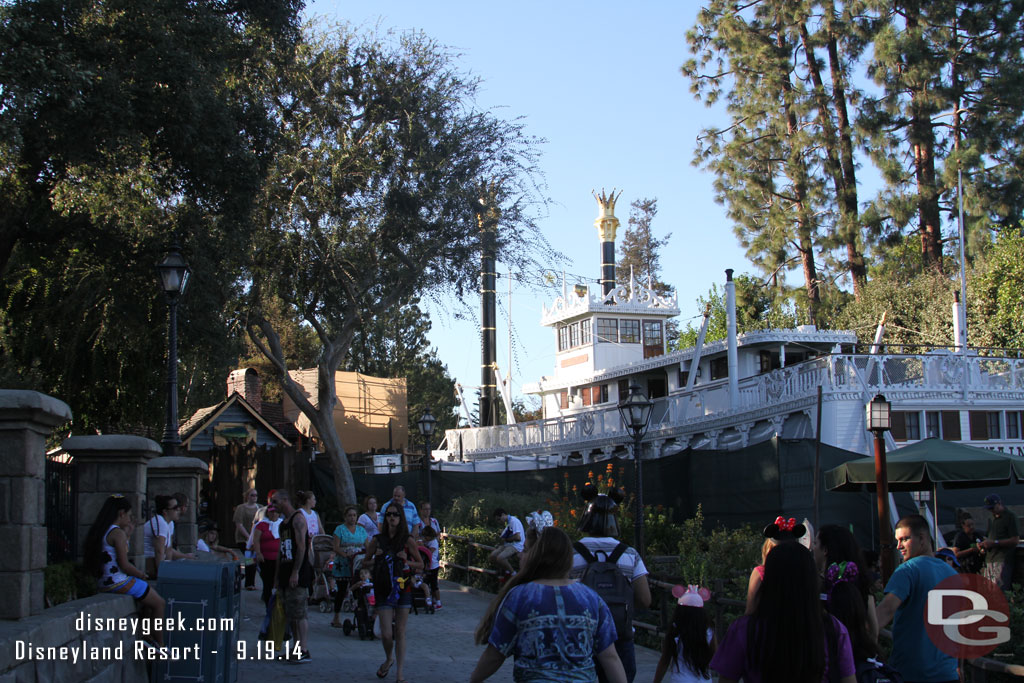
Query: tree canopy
0,0,303,431
244,25,552,505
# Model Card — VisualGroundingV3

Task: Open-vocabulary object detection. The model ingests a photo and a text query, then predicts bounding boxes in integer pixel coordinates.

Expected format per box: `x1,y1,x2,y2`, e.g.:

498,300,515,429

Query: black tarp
307,437,1020,549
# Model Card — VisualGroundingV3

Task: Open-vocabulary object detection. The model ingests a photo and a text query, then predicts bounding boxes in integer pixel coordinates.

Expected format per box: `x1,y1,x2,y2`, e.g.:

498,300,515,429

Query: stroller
341,553,375,639
309,534,336,613
410,545,434,615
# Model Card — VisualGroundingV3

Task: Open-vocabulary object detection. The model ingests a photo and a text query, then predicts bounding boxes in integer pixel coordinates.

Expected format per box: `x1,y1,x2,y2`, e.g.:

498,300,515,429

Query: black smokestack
477,192,499,428
593,189,622,296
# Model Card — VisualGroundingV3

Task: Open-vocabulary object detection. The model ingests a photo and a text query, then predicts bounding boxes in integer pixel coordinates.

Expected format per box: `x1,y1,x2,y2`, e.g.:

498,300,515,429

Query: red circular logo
924,573,1010,659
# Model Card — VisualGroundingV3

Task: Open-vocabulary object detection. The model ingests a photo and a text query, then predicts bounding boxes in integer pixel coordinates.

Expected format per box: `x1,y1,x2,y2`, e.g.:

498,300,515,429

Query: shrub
44,562,96,607
442,490,547,529
675,505,762,603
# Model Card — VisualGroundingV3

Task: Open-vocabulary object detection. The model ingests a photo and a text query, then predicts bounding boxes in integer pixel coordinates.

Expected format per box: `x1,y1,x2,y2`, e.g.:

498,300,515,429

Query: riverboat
433,192,1024,471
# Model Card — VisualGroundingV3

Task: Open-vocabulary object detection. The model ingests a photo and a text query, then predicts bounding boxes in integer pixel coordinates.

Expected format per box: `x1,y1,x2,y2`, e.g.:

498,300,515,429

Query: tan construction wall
283,370,408,453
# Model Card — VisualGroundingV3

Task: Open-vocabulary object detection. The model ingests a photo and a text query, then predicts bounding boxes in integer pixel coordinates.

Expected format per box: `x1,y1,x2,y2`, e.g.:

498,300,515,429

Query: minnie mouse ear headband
671,584,711,608
763,516,808,541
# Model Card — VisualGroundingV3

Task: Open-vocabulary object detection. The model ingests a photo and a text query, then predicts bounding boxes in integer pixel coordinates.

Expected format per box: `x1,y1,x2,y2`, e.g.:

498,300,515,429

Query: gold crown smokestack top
593,189,622,297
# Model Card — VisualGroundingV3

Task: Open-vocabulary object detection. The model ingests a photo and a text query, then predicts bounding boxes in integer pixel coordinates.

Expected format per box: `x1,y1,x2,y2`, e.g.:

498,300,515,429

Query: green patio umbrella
824,438,1023,540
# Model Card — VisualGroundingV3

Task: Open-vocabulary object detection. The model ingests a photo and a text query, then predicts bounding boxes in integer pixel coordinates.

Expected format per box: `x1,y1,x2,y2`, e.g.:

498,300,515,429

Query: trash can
154,560,242,682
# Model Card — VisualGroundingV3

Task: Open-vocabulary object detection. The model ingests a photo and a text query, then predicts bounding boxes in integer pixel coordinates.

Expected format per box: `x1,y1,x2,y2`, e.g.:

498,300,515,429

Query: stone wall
0,593,146,682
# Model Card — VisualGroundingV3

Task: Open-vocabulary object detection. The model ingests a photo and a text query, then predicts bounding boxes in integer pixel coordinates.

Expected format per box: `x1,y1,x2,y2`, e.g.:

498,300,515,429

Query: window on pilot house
620,319,641,344
597,318,618,343
558,325,569,352
569,322,580,349
580,319,592,345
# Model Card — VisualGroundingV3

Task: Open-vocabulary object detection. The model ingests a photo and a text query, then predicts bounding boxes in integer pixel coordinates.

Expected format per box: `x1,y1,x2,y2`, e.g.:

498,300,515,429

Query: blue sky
304,1,751,415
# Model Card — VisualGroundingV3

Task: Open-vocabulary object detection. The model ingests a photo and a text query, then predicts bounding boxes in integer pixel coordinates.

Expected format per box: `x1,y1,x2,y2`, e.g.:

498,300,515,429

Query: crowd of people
81,484,1018,682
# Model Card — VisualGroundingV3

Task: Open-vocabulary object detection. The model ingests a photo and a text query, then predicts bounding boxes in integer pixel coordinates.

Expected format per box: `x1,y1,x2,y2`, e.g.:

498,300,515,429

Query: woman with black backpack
365,501,423,682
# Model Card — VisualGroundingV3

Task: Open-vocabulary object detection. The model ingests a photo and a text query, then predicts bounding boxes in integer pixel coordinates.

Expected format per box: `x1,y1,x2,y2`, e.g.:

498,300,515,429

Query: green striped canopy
824,438,1024,492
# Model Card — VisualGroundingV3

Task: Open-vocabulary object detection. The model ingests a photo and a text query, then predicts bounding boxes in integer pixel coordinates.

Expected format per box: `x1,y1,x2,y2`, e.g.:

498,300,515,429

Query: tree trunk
823,1,867,297
905,0,944,272
800,18,865,301
779,30,821,322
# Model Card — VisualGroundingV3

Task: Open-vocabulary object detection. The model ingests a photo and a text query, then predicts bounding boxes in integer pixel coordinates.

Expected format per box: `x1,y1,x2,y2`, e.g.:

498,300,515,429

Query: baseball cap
984,493,1002,510
935,547,961,568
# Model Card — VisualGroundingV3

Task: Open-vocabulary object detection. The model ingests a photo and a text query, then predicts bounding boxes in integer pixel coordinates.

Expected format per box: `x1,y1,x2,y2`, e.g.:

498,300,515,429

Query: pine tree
686,0,827,323
616,197,672,296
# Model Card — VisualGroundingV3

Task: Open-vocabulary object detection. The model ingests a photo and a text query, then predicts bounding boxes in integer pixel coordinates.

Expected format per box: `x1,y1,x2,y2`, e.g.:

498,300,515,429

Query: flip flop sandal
376,660,393,678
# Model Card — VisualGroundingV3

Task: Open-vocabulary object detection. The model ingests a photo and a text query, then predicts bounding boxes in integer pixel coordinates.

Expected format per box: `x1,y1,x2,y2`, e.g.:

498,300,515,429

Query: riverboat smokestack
477,189,500,428
952,290,963,352
726,269,739,409
594,189,622,296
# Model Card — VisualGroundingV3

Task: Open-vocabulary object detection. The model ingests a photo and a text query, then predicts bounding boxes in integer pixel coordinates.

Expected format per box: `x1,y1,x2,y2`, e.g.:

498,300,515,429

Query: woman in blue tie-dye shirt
470,526,626,683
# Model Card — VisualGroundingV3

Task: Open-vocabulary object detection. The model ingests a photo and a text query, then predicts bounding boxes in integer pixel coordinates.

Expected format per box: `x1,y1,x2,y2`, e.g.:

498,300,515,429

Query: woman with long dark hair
815,524,878,639
470,526,626,683
365,501,423,681
83,495,166,645
710,542,856,683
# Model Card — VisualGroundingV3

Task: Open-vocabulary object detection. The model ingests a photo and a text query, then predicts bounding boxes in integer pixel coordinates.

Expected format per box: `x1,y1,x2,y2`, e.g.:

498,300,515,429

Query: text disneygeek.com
12,611,236,663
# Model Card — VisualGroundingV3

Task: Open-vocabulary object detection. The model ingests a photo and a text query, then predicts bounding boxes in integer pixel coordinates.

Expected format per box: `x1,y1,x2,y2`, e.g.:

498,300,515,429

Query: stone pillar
0,390,72,619
147,456,209,554
64,435,161,571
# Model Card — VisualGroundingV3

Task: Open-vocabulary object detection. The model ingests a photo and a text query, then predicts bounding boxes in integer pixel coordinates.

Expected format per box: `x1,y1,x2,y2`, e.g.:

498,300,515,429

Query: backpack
573,541,634,641
856,658,904,683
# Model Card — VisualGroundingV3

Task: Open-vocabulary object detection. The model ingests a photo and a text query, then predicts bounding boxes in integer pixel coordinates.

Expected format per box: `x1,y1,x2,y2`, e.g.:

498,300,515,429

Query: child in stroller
410,544,434,615
308,534,336,612
341,566,375,639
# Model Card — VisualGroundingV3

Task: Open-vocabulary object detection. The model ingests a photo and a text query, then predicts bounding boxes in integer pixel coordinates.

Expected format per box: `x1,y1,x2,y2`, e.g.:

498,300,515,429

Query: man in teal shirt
876,514,958,683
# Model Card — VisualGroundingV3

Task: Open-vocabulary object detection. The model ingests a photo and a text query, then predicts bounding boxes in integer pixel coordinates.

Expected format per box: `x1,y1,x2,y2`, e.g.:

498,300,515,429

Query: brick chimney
227,368,262,415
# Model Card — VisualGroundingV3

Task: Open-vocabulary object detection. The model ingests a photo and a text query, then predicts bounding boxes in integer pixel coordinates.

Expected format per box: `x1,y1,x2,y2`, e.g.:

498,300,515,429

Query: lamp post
417,408,437,508
156,244,191,457
867,394,894,582
618,384,653,557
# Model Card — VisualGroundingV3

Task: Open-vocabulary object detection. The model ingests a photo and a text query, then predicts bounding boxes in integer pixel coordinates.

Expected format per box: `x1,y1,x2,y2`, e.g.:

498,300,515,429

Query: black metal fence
45,453,77,563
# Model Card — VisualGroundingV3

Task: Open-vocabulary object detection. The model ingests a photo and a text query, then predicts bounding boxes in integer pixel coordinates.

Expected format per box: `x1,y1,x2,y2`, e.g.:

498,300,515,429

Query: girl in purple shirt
711,542,856,683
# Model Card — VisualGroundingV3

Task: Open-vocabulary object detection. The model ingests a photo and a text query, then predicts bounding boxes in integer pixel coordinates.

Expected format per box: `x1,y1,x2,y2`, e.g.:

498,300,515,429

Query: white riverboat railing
439,352,1024,458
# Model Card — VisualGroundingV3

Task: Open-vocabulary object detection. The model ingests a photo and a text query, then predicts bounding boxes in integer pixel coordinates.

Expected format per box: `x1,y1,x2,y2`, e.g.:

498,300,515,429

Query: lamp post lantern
618,384,653,557
417,408,437,508
157,244,191,457
867,393,895,582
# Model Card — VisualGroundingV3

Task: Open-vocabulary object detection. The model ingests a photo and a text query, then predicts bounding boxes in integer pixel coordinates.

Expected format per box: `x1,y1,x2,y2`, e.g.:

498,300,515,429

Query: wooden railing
439,533,1023,679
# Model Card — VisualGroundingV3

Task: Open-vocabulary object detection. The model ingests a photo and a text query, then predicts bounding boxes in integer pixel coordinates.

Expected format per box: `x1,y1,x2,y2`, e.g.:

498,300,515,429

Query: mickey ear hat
577,483,625,538
763,516,808,542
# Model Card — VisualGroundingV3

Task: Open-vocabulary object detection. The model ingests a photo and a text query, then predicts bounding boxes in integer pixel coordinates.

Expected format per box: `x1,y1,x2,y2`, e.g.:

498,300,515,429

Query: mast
477,188,500,427
593,189,622,296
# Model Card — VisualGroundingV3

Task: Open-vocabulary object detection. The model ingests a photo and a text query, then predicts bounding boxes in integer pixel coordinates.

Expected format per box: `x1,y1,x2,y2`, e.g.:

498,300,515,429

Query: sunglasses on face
385,512,400,518
168,506,179,511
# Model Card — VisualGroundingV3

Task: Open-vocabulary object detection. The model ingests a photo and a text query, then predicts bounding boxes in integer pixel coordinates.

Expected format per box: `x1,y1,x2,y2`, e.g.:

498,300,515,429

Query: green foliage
343,299,459,436
0,0,301,430
676,276,798,349
675,505,763,604
438,524,508,593
971,230,1024,349
442,490,545,530
828,242,956,347
243,24,552,506
44,562,96,608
